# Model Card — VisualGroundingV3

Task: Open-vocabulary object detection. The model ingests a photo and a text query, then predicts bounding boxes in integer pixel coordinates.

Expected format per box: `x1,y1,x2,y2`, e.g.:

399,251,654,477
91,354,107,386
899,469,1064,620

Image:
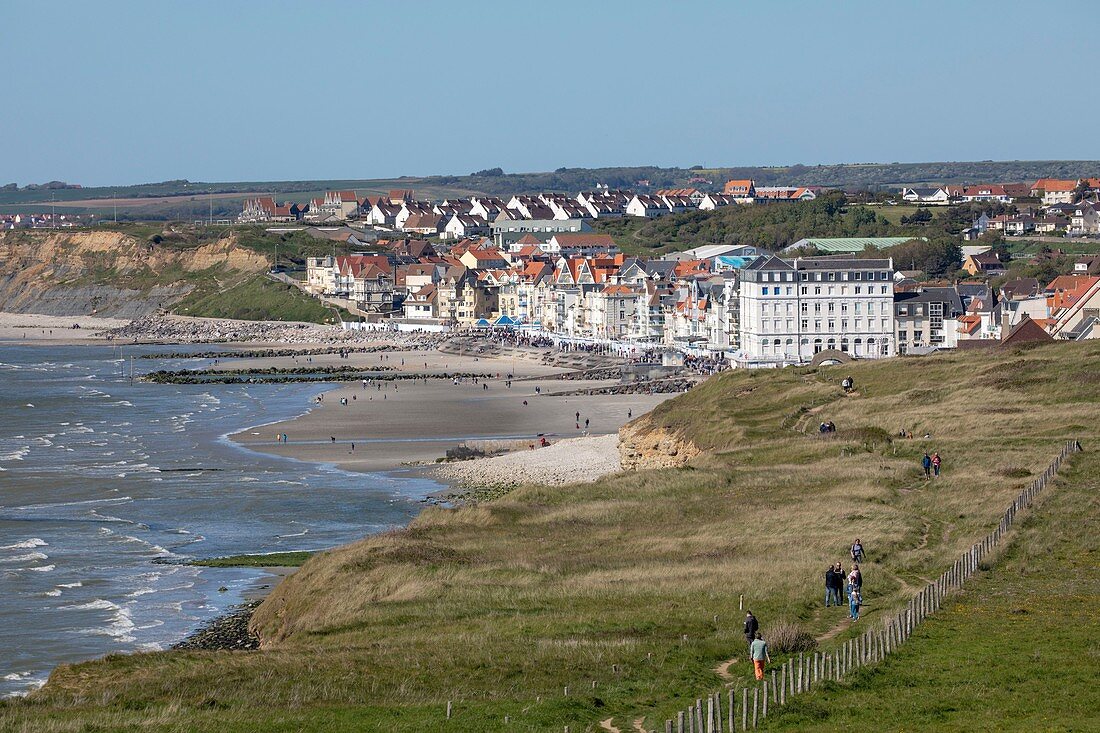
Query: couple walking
921,452,942,477
744,611,771,680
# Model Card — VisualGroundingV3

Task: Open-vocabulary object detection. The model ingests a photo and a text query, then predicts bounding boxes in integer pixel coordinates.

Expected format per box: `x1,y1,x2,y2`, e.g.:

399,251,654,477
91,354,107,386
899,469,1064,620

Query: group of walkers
823,540,865,620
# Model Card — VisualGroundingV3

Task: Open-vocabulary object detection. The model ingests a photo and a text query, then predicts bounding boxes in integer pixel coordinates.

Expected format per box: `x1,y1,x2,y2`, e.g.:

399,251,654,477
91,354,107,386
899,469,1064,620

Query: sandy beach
0,311,131,343
228,347,680,473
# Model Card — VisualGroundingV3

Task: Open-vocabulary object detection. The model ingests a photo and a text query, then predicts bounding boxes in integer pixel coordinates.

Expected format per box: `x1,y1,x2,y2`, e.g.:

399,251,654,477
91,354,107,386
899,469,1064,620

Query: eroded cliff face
0,230,266,317
618,419,702,471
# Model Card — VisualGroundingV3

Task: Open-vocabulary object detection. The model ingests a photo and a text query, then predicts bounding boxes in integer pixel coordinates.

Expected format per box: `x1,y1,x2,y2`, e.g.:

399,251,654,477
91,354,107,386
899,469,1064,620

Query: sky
2,1,1094,187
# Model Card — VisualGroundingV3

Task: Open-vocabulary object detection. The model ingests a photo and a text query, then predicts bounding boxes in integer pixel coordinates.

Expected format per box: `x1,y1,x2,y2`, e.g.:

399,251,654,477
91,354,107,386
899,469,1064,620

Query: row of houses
902,178,1100,207
1,212,90,230
966,200,1100,238
239,179,821,233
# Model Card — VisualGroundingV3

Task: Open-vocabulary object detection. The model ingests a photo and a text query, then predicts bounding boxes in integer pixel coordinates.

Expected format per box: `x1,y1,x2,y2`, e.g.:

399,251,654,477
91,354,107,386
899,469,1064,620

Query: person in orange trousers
749,631,770,680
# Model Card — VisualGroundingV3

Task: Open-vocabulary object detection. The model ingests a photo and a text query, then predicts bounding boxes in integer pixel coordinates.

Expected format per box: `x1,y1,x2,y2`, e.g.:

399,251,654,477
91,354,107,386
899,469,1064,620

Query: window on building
801,286,808,295
801,302,808,314
828,272,836,281
814,286,821,295
814,303,821,313
841,303,848,313
828,319,835,331
801,319,808,329
855,286,862,294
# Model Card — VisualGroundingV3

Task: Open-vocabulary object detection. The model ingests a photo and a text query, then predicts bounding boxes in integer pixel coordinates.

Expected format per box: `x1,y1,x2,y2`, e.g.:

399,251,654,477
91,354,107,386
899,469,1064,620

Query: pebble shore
431,434,623,495
172,601,261,651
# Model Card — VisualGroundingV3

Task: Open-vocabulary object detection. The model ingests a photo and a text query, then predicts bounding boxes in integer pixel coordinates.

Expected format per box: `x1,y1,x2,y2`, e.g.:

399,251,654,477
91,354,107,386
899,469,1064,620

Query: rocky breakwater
618,417,702,471
107,315,352,344
172,601,260,651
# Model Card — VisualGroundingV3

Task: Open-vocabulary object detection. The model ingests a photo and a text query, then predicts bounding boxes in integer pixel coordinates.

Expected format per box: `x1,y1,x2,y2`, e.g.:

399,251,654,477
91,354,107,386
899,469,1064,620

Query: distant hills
4,161,1100,220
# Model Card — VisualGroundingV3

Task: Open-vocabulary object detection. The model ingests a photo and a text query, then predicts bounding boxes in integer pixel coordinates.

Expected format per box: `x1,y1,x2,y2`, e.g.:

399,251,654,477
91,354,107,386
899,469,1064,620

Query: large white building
738,255,895,365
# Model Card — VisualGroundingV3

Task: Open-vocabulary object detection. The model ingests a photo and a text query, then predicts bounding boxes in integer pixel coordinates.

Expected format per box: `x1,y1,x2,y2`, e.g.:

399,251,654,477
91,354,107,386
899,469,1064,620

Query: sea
0,343,441,698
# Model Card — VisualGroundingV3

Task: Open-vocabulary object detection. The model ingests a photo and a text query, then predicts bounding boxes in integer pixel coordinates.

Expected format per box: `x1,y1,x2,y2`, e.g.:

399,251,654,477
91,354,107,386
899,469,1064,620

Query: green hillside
3,343,1098,731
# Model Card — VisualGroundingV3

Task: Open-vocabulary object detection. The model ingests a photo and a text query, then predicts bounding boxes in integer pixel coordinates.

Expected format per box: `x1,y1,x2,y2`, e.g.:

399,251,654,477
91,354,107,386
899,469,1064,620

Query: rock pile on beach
172,601,260,651
553,378,698,396
432,434,622,494
103,316,450,347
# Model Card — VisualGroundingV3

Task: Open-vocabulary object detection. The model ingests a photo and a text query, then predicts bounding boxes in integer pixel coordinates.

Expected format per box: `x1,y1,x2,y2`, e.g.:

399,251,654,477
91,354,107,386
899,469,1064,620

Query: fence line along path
648,439,1081,732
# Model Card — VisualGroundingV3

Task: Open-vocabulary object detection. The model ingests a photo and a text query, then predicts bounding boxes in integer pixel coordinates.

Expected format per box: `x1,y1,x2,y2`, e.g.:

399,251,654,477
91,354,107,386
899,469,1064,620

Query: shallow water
0,344,441,697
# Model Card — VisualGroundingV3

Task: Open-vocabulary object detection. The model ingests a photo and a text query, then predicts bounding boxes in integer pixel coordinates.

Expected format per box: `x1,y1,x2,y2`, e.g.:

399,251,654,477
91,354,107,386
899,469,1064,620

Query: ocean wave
277,529,309,538
0,446,30,461
23,564,54,572
111,400,134,407
0,538,47,550
69,600,136,642
0,552,49,563
43,589,62,597
58,581,83,589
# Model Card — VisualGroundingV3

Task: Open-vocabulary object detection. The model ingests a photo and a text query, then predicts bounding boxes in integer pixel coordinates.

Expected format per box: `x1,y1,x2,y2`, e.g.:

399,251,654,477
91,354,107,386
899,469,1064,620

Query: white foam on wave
0,538,47,550
111,400,134,407
23,564,54,572
59,581,83,589
0,446,30,461
0,552,49,563
238,477,259,482
277,529,309,538
67,599,136,642
43,589,62,597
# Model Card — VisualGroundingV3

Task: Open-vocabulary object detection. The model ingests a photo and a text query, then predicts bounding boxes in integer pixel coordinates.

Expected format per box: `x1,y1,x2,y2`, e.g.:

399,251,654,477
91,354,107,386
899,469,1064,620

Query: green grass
3,343,1099,731
188,552,315,568
762,450,1100,731
171,274,344,324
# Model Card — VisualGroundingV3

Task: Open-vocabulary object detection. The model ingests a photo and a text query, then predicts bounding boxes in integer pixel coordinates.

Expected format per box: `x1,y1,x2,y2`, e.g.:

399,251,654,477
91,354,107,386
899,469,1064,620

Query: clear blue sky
2,1,1092,186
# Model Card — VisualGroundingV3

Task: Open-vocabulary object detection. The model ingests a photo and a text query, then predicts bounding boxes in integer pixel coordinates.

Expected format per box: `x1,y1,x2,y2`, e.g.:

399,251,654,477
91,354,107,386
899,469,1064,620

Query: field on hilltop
5,160,1100,220
4,341,1100,731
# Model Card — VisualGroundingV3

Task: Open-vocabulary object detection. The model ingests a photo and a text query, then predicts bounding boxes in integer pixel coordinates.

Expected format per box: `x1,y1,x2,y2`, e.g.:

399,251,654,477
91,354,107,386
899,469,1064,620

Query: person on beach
921,452,932,477
851,539,864,564
931,452,942,477
584,418,590,430
749,632,770,680
743,611,759,649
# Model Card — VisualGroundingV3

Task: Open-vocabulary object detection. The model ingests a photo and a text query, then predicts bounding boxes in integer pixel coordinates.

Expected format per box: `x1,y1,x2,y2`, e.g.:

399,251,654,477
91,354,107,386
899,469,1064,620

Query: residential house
958,185,1012,203
894,287,965,353
1035,215,1068,234
402,284,438,320
350,264,394,314
962,250,1005,277
1068,202,1100,236
698,193,735,210
443,214,489,240
900,187,952,205
238,197,277,223
1030,178,1079,205
459,247,509,270
754,186,817,202
723,179,756,200
625,194,671,217
544,233,618,258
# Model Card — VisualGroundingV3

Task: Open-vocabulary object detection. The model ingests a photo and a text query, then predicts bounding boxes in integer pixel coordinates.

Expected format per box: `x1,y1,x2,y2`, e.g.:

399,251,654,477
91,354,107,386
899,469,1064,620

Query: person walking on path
743,611,759,649
851,538,864,564
931,452,942,477
849,587,861,621
749,632,771,680
822,563,836,603
921,452,932,477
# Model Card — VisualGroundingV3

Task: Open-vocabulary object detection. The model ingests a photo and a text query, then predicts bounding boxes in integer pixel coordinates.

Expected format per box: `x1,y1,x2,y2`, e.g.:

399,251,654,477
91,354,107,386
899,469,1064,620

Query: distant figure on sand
749,632,770,680
921,452,932,477
743,611,759,648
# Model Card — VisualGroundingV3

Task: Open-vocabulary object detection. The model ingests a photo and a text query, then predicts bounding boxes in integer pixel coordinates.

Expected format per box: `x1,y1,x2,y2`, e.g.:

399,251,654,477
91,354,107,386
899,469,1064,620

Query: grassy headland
170,274,345,324
3,342,1099,731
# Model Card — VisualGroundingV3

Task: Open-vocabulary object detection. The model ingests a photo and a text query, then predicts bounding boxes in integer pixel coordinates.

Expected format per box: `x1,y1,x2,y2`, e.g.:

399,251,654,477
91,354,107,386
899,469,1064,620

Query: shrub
766,621,818,653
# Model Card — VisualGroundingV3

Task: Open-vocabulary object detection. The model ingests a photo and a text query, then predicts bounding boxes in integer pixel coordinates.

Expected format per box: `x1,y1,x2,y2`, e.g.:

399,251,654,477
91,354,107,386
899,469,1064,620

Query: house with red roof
1030,178,1080,205
723,179,756,199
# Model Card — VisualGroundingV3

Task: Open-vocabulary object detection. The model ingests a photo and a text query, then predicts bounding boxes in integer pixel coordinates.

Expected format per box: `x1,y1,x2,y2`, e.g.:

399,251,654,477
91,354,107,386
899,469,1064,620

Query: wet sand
229,348,677,473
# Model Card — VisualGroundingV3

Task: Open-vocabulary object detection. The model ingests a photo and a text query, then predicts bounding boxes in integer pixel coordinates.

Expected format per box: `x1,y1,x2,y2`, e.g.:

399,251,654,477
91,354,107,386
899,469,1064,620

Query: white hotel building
738,255,895,365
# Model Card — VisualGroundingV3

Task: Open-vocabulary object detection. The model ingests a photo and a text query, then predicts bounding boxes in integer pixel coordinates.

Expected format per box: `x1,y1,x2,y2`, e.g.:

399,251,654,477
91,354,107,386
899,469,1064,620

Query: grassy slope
171,274,341,324
4,343,1100,732
764,451,1100,731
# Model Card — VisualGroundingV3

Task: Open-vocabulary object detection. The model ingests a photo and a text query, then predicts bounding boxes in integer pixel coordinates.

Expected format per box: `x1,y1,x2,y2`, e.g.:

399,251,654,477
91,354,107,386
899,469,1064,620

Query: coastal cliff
618,417,702,470
0,229,266,317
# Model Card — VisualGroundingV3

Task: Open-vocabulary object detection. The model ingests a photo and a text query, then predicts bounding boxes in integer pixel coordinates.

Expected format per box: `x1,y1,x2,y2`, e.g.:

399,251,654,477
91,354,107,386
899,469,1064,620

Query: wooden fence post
677,709,684,733
446,701,452,719
742,688,748,731
752,687,758,729
707,695,714,733
762,682,768,718
729,688,735,733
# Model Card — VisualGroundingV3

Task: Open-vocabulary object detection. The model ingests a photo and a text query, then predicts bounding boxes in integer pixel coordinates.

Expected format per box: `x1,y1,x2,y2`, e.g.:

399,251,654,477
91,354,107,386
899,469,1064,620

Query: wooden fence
658,439,1081,732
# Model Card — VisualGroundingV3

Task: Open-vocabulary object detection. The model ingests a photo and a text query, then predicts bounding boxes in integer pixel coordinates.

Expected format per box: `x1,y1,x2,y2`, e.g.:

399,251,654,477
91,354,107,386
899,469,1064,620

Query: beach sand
229,348,679,473
0,312,130,343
